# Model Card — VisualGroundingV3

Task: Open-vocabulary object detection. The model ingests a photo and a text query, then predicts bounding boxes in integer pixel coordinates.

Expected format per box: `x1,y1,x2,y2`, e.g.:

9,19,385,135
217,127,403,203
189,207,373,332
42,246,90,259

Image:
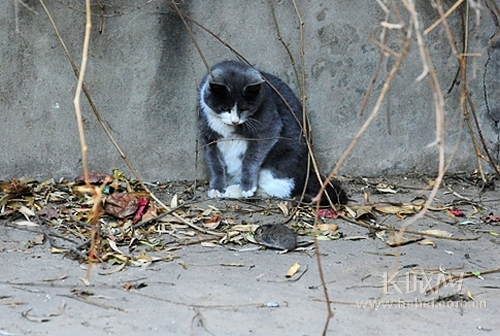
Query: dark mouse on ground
253,224,297,251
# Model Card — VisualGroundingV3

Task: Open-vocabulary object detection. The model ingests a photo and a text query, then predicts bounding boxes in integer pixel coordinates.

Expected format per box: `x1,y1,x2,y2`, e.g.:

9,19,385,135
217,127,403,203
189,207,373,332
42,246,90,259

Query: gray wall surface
1,0,499,182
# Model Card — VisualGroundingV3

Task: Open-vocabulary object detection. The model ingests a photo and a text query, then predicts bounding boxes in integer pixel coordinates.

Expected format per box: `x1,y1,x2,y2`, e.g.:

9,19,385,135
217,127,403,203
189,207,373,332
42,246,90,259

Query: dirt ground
1,174,499,335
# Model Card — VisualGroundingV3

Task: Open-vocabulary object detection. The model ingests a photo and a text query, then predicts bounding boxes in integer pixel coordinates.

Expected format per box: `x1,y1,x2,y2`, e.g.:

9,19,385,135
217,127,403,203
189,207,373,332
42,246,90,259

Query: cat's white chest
217,136,247,183
200,96,247,182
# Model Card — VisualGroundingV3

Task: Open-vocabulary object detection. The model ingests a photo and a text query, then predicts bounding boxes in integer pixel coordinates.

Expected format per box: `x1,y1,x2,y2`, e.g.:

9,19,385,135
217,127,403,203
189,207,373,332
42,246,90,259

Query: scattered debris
286,262,300,278
0,172,496,272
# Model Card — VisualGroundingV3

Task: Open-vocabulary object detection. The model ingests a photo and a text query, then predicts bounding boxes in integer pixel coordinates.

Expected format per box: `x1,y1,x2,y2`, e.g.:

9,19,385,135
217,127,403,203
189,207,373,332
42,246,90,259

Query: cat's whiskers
248,117,263,127
242,121,256,133
243,117,262,133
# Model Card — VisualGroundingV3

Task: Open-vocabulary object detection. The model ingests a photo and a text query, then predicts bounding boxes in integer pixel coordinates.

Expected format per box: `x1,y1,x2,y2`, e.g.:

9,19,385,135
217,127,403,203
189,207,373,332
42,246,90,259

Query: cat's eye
220,105,230,111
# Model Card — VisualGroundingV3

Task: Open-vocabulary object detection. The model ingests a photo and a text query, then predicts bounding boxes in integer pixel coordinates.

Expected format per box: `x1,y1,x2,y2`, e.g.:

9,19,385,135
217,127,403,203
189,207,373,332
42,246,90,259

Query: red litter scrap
133,198,150,223
481,213,500,224
318,208,339,219
448,208,465,217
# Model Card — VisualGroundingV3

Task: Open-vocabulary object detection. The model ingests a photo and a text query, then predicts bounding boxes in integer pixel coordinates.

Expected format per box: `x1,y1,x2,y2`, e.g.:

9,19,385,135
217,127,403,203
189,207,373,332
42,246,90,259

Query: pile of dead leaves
1,172,499,269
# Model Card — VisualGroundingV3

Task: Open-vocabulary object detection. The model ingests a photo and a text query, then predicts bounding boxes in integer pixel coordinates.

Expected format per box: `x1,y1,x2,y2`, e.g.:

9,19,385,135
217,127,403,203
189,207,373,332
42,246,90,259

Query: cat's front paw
241,187,257,198
207,189,223,198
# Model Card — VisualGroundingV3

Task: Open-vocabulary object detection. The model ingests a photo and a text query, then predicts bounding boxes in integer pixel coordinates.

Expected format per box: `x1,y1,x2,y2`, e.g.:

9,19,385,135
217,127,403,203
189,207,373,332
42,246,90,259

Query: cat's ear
244,83,263,95
209,82,229,95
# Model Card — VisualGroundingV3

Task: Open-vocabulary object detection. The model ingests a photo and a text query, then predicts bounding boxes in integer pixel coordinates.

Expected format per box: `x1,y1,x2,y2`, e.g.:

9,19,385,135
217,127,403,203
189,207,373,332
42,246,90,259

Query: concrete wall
1,0,499,182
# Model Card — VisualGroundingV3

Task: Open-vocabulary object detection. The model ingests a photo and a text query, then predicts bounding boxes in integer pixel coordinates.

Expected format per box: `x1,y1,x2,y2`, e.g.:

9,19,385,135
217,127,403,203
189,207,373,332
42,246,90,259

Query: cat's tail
306,173,348,205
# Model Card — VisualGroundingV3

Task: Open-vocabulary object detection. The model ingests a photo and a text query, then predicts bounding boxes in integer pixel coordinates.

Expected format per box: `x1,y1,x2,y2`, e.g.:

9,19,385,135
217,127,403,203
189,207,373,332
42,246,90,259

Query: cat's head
202,61,265,126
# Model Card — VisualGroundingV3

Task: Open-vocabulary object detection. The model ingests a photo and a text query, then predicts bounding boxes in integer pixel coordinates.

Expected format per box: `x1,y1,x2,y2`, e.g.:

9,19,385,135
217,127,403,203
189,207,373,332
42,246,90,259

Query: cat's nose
231,117,240,125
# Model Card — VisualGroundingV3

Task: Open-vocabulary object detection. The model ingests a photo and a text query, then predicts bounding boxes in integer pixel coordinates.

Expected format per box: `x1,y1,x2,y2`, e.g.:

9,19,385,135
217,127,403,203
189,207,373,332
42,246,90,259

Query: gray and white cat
198,60,347,204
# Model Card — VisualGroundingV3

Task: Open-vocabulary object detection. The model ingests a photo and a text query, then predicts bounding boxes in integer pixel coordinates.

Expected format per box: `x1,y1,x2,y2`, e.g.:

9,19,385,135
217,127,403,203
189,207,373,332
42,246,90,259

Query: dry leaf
28,234,45,246
75,172,112,185
158,215,185,224
375,183,397,194
50,246,67,254
220,263,245,267
170,223,188,230
201,208,212,216
141,203,158,222
0,299,26,306
278,202,289,216
420,229,453,238
79,277,91,286
43,274,68,282
355,206,375,219
203,214,222,230
375,231,386,241
286,262,300,278
343,206,357,219
219,231,240,245
428,204,447,211
245,233,258,244
227,233,244,244
102,253,130,264
201,242,218,248
317,224,338,232
107,239,126,255
386,232,423,247
38,207,59,219
123,282,148,290
466,289,476,302
105,193,139,219
0,207,15,217
418,239,437,248
128,191,150,198
13,220,39,227
153,254,178,262
170,194,178,208
3,180,31,194
375,204,419,215
126,254,152,267
233,224,259,232
344,205,376,219
128,259,151,267
18,206,36,218
343,236,368,241
363,189,370,202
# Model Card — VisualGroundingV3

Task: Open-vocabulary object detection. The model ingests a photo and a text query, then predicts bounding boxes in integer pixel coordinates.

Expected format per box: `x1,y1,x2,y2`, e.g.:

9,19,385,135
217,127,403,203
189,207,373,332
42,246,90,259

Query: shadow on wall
148,3,191,129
